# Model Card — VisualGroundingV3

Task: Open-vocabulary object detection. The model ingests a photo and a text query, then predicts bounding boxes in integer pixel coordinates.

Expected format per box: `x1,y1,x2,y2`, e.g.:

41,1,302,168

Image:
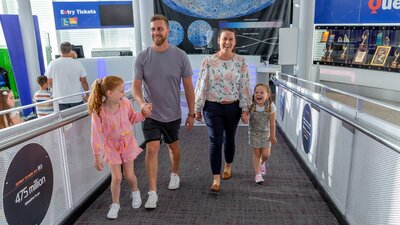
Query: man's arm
132,79,145,107
132,79,152,117
80,77,89,92
183,76,195,116
80,77,89,100
48,78,53,88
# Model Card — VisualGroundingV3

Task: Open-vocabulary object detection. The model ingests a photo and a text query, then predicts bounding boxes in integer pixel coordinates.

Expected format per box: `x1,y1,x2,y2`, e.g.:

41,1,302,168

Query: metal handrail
0,81,133,116
277,73,400,112
272,73,400,154
0,83,134,152
0,111,88,151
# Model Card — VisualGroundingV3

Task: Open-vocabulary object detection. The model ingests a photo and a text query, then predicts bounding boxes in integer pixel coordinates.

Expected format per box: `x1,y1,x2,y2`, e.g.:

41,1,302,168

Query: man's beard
153,35,167,46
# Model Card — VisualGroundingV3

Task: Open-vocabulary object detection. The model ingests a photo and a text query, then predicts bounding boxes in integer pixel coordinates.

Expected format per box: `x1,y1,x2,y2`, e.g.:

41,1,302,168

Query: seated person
0,88,22,129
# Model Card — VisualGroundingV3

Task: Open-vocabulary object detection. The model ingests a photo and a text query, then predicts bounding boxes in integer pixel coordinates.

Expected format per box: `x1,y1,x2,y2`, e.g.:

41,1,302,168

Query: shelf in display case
313,25,400,73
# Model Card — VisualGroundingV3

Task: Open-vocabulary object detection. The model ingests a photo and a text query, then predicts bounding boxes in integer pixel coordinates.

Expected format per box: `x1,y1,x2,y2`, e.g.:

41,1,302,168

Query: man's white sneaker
144,191,158,209
131,190,142,209
168,173,180,190
107,203,120,219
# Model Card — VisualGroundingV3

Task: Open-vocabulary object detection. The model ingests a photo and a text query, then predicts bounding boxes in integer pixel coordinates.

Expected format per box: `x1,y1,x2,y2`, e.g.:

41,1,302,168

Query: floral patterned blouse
195,54,252,112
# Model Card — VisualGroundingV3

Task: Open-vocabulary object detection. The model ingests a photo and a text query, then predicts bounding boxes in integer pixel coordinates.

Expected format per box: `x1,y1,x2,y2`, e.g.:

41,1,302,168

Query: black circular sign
3,143,53,225
301,104,312,154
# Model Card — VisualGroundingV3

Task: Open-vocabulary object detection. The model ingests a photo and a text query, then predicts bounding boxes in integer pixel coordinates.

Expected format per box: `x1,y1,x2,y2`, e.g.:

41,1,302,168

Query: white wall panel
347,131,400,225
64,116,110,205
284,91,299,147
315,111,354,214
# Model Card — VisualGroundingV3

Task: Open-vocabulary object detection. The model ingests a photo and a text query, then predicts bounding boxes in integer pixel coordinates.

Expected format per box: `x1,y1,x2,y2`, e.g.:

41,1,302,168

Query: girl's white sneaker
107,203,120,219
131,190,142,208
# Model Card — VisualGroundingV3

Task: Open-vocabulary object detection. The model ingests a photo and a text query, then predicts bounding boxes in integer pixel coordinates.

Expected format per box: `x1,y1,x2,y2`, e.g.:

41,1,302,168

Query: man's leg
145,140,160,192
167,140,180,174
144,140,160,209
162,118,181,190
142,118,162,209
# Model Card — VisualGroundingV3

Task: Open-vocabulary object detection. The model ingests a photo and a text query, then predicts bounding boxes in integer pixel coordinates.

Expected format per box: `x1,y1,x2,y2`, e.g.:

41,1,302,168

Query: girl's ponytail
87,78,103,116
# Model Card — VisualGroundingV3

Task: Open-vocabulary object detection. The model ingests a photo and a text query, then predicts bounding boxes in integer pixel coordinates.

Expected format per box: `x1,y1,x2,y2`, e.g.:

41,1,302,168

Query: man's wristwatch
188,113,195,118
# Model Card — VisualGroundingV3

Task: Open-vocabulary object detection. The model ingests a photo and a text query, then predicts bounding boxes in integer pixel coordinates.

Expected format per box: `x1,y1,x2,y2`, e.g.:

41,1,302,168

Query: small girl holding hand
242,83,277,184
88,75,150,219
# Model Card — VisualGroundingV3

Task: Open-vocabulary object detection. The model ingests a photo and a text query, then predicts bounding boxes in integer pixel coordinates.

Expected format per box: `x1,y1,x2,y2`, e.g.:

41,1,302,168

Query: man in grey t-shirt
133,14,195,209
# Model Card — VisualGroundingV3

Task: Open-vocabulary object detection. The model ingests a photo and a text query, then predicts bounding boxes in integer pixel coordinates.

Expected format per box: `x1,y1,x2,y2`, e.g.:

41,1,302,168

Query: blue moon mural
168,20,184,46
162,0,276,19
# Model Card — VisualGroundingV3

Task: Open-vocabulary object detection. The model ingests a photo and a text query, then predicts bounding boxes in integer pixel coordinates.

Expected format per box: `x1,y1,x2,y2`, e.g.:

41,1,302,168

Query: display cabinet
313,26,400,72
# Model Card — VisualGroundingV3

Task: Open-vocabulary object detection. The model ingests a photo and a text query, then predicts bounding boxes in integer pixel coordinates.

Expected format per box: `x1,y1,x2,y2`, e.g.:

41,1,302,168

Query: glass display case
313,26,400,72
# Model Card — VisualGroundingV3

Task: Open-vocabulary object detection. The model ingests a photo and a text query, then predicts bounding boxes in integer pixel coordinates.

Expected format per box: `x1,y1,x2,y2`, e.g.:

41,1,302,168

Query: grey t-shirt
134,46,193,122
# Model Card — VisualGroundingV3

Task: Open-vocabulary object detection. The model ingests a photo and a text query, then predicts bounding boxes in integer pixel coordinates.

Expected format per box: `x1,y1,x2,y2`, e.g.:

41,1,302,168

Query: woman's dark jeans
203,101,241,175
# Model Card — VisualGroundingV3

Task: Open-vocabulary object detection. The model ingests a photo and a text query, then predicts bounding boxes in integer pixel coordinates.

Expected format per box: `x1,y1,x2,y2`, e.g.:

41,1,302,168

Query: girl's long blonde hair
87,75,124,117
250,83,272,113
0,88,14,129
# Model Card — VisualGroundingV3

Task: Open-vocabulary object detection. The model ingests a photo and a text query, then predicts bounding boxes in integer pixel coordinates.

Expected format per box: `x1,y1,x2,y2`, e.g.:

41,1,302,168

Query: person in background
0,88,22,129
194,28,252,194
46,42,89,110
133,14,195,209
242,83,277,184
33,75,53,117
88,75,149,219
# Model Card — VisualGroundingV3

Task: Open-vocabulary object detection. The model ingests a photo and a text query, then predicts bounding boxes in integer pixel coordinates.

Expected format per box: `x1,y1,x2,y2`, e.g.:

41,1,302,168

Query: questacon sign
315,0,400,24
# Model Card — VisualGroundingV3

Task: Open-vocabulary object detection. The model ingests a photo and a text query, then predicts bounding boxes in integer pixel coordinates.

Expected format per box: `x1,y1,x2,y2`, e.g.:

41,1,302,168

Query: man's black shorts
142,118,181,144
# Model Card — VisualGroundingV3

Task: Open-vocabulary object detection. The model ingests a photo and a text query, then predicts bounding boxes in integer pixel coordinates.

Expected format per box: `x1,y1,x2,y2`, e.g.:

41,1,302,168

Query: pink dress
91,97,144,165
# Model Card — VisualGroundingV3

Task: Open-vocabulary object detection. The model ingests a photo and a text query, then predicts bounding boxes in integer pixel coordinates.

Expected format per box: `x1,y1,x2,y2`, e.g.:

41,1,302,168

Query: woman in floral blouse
194,28,252,194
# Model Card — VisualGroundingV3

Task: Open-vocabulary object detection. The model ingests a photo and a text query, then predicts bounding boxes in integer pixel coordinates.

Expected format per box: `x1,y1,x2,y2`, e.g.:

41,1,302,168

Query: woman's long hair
250,83,272,113
0,88,13,129
87,75,124,117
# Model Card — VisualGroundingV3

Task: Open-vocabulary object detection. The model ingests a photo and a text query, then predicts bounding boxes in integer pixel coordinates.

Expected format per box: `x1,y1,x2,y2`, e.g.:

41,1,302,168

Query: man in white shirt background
45,42,89,110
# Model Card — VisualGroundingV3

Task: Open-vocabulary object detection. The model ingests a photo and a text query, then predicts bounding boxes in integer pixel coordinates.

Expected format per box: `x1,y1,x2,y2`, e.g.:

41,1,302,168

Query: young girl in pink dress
88,75,148,219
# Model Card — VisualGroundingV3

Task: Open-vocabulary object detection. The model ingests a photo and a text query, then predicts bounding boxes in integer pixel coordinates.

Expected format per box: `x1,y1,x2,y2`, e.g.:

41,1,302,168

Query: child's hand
270,136,277,145
241,112,249,124
94,155,103,171
141,103,152,118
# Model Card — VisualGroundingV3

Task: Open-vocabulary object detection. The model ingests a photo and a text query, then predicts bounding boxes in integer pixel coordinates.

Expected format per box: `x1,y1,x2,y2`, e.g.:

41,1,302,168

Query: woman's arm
238,58,252,112
194,58,210,120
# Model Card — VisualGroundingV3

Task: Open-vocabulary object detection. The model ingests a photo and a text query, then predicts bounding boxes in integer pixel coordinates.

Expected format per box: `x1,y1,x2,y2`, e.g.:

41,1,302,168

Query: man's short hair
36,75,48,87
60,42,73,54
151,14,169,28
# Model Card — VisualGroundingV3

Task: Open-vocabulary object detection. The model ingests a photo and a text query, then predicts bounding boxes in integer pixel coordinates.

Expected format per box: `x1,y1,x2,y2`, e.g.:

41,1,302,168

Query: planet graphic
187,20,212,47
168,20,184,46
162,0,276,19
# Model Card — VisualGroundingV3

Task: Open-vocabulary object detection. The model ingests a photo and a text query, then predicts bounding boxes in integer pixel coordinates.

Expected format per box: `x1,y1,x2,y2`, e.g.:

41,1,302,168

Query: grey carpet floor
73,126,339,225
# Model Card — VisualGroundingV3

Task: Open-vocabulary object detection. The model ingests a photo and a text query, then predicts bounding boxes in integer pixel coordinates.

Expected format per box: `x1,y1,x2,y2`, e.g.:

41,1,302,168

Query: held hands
185,113,194,130
93,155,103,171
195,112,202,122
241,112,249,124
141,103,152,118
270,136,278,145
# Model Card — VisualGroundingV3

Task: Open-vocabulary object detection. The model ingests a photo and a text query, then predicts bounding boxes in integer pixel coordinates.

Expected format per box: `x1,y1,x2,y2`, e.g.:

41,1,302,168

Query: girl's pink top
91,97,144,157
